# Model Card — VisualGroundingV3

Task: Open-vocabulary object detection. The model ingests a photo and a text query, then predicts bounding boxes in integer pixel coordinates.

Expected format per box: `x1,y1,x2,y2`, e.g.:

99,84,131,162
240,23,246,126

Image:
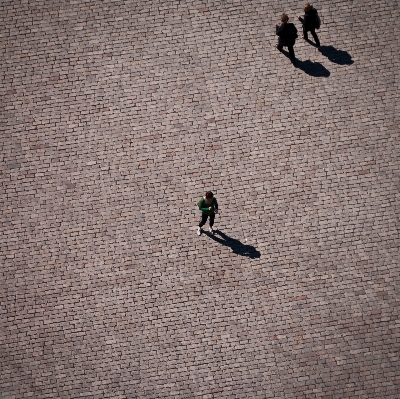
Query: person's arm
198,199,210,212
276,24,281,35
297,16,304,23
213,197,219,211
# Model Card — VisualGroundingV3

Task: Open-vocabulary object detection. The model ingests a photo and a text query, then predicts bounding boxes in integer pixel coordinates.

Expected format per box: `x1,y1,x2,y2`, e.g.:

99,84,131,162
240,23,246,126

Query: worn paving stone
1,0,399,398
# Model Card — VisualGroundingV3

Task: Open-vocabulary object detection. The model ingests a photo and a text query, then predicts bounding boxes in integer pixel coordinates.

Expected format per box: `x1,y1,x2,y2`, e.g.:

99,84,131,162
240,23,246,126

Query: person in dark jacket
275,13,298,67
297,3,321,48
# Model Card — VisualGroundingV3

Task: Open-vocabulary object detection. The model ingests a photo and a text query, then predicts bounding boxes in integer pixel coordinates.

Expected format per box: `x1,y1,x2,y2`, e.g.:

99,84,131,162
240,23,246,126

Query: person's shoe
197,227,202,236
209,227,214,235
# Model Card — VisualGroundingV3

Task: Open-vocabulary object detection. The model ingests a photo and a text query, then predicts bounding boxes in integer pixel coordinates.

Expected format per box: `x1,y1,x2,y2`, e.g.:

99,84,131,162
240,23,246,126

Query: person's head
280,13,289,23
304,3,313,12
205,191,214,200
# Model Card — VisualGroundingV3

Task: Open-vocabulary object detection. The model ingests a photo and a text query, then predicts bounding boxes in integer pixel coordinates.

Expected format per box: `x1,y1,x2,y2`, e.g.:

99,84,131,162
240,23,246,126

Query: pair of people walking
275,3,321,67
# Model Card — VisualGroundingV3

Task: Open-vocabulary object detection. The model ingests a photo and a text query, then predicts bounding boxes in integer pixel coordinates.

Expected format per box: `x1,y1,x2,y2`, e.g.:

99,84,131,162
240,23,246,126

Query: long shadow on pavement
318,45,354,65
279,49,330,77
297,59,330,77
206,230,261,259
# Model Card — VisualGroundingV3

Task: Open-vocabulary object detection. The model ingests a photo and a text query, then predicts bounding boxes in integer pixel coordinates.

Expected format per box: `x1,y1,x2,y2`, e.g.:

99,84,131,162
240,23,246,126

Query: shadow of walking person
296,59,330,77
207,230,261,259
279,49,330,77
318,46,354,65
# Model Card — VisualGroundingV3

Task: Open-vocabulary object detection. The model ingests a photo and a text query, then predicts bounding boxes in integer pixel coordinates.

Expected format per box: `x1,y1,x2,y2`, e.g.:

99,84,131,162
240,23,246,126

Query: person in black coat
275,13,298,67
297,3,321,48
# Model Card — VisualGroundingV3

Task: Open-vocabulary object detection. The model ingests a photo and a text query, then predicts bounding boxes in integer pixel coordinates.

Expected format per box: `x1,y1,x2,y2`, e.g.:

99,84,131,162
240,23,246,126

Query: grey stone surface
1,0,399,398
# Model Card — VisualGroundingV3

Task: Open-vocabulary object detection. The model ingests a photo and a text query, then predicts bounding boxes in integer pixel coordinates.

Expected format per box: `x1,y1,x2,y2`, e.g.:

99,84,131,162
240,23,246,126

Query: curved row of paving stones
1,0,399,398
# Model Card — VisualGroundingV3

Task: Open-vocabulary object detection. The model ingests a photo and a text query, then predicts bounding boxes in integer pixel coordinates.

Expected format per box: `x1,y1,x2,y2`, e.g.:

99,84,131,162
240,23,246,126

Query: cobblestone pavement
1,0,399,398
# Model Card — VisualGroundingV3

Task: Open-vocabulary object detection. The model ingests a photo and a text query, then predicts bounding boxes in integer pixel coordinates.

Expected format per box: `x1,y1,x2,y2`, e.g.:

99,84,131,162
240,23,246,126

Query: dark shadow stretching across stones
318,45,354,65
206,230,261,259
279,49,330,77
296,59,330,77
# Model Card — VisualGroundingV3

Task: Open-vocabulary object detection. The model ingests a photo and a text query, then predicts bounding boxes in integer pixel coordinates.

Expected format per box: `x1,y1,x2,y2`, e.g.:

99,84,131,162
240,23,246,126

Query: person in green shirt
197,191,219,235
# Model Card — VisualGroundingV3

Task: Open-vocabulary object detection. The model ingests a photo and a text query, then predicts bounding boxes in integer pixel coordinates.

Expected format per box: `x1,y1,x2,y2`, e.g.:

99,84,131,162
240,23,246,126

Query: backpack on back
287,23,298,42
315,12,321,29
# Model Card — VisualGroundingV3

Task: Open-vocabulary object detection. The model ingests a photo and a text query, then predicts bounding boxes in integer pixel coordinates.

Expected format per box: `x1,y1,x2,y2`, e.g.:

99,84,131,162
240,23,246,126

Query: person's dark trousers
199,213,215,228
287,45,296,65
277,43,296,66
303,27,320,47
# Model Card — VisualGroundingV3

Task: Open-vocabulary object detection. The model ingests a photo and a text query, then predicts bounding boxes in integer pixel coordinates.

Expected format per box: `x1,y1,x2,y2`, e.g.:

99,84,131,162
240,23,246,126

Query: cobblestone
1,0,399,398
